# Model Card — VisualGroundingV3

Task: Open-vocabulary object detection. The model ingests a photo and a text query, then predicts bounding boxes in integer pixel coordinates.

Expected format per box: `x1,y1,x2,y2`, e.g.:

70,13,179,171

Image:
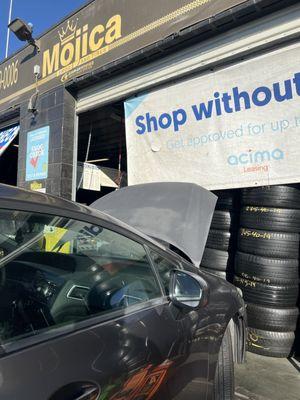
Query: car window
149,249,181,295
0,209,161,346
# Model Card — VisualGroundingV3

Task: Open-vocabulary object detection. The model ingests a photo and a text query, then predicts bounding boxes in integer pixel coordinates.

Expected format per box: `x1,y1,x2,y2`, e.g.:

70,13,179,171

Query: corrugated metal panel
76,3,300,113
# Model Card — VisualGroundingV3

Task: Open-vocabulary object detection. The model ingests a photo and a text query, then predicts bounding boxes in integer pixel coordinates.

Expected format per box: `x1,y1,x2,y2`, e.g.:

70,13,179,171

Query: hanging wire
77,121,92,190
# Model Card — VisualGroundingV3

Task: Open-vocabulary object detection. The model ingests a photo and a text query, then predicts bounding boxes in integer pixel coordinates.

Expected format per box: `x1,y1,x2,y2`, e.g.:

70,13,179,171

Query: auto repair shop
0,0,299,397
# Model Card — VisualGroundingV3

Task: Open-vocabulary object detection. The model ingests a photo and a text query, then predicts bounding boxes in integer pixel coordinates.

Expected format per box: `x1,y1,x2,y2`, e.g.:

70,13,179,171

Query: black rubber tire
237,228,299,259
201,267,227,280
240,206,300,233
247,328,295,357
211,211,238,231
213,190,240,211
235,252,299,285
247,303,299,332
206,230,235,252
201,248,233,271
213,326,234,399
234,276,299,308
241,185,300,209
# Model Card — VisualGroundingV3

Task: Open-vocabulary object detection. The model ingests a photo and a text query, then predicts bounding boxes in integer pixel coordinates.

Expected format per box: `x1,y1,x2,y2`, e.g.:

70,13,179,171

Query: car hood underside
91,182,217,267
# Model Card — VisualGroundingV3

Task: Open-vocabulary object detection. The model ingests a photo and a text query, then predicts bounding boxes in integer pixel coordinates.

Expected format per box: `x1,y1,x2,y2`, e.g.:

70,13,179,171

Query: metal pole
5,0,13,58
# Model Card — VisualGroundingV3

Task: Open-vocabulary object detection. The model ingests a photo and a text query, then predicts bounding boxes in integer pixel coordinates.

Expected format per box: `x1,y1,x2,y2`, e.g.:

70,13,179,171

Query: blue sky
1,0,88,61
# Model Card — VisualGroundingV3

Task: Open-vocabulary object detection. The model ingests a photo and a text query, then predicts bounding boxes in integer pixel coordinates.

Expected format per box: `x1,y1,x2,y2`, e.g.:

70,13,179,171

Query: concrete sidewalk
235,352,300,400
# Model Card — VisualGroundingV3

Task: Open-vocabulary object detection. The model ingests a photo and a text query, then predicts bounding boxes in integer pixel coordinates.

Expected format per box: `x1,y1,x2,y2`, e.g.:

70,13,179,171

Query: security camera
34,65,40,78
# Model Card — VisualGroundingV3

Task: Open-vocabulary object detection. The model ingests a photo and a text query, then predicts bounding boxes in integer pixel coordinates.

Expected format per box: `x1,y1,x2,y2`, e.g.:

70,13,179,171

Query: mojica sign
125,42,300,189
0,0,247,113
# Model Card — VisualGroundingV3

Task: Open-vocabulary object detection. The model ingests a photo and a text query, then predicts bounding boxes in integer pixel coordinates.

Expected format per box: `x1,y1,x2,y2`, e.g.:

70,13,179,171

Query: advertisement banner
0,126,19,156
26,126,49,182
125,42,300,189
0,0,247,113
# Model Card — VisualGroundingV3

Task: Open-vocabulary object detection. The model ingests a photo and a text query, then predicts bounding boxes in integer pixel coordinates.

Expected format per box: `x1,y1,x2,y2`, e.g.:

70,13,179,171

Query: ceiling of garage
78,102,126,172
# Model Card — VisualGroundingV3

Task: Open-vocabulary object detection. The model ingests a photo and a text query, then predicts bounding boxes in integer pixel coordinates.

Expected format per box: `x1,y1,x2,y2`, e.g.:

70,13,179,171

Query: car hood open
91,182,217,267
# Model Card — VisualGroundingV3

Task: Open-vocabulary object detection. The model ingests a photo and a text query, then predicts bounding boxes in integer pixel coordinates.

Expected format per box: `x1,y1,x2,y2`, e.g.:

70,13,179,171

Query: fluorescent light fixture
86,158,109,163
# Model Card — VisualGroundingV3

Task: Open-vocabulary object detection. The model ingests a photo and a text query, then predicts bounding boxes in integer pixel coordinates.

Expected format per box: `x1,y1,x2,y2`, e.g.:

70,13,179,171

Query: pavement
235,352,300,400
173,351,299,399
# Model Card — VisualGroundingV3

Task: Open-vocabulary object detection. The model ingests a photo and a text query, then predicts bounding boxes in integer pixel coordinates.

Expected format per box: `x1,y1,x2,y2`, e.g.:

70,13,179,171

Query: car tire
213,326,234,400
235,252,299,285
241,185,300,209
234,276,299,308
211,211,238,231
240,206,300,233
201,267,227,280
206,230,235,252
247,303,299,332
247,328,295,358
213,190,240,211
201,248,233,271
237,228,299,259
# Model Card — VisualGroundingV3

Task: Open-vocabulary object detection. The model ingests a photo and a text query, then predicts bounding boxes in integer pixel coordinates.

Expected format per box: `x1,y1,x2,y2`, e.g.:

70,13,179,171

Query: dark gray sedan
0,183,246,400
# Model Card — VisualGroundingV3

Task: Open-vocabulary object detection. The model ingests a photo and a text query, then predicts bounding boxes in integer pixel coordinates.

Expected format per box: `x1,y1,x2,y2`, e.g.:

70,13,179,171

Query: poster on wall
125,42,300,189
26,126,50,182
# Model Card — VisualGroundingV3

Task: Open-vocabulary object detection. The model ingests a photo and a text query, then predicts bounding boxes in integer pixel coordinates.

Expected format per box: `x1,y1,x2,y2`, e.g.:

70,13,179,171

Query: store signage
125,42,300,189
0,0,247,113
0,125,19,156
30,181,46,193
25,126,50,181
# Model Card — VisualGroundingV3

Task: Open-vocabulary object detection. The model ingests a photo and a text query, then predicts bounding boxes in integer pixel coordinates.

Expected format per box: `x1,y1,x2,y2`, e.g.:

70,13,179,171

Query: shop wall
17,87,75,199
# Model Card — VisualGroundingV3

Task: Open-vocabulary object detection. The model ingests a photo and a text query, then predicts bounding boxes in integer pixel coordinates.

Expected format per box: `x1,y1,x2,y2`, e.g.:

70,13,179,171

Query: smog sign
26,126,50,181
0,0,247,113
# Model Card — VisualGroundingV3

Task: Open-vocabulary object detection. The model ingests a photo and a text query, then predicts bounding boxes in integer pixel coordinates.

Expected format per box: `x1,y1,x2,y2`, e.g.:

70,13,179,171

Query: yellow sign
42,15,122,79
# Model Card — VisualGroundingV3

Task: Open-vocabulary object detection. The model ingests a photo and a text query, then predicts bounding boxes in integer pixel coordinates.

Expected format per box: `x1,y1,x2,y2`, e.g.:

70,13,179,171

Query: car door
0,206,184,400
147,248,212,400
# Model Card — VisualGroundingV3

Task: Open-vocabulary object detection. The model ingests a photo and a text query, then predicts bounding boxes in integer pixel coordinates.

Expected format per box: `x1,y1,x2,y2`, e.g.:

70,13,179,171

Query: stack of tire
234,185,300,358
201,190,240,282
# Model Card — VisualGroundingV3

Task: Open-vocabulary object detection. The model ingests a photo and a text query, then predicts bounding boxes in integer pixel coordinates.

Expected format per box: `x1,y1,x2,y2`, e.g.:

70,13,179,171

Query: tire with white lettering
235,252,299,285
247,303,299,332
240,206,300,232
201,248,233,271
237,228,299,259
206,230,236,252
241,185,300,209
233,276,299,308
213,190,240,211
211,211,238,231
247,328,295,357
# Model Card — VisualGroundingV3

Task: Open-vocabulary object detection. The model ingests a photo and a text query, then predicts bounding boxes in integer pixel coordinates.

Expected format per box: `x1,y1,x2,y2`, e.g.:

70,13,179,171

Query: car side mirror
169,270,209,310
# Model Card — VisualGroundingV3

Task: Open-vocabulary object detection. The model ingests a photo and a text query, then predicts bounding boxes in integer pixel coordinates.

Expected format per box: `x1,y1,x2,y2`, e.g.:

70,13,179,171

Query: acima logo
42,14,122,78
228,148,284,166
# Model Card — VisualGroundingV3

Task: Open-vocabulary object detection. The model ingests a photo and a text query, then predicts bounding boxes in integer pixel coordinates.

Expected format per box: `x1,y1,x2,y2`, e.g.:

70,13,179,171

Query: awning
0,126,20,157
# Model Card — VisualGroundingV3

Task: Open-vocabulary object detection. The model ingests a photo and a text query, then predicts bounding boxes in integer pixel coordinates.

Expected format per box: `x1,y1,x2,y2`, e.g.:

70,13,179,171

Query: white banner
124,43,300,189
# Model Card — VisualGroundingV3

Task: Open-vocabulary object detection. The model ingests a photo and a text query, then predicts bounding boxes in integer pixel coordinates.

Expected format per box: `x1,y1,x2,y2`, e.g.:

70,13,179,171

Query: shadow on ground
235,352,300,400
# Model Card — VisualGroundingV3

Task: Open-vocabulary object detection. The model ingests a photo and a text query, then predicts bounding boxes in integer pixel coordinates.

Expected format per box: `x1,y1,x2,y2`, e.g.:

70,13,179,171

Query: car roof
0,183,92,214
0,183,170,254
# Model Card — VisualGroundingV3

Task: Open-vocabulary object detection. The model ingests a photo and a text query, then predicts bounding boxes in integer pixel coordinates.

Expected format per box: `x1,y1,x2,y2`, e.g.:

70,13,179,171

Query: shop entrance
76,101,126,205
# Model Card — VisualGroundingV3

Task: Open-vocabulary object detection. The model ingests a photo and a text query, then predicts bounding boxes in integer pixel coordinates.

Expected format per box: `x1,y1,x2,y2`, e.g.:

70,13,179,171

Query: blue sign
0,126,20,156
26,126,50,181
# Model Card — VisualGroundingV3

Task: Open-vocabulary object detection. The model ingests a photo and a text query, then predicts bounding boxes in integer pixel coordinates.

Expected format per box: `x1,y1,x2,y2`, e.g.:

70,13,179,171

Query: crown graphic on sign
58,19,78,45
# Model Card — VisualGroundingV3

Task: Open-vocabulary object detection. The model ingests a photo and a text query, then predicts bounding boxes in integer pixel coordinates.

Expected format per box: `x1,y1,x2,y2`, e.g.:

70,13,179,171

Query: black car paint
0,184,246,400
